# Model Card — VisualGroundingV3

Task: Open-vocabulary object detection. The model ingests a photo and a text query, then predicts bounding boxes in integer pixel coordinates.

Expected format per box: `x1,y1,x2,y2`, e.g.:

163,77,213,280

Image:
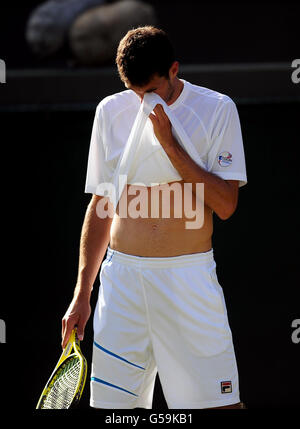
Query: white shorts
90,247,240,409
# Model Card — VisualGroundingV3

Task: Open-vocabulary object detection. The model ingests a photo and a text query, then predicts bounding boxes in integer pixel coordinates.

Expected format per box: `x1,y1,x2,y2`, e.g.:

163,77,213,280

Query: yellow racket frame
36,328,87,409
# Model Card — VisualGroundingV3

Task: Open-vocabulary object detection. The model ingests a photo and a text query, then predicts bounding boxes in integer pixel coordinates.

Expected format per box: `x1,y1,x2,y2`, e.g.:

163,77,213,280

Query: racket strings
42,357,81,409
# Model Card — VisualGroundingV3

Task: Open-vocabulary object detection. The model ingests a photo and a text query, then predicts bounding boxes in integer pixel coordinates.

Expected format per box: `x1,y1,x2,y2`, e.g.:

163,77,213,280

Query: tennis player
62,26,247,409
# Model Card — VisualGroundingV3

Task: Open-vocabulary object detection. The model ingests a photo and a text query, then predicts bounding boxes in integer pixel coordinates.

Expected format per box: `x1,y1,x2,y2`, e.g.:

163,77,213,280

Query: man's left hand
149,104,174,148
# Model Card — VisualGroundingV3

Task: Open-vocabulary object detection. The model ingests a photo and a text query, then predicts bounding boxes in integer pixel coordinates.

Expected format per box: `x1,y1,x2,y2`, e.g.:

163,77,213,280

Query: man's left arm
149,104,240,220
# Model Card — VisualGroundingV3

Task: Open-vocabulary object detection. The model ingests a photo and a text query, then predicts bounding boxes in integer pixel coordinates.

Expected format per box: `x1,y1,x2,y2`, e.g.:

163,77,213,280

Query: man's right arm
61,194,114,348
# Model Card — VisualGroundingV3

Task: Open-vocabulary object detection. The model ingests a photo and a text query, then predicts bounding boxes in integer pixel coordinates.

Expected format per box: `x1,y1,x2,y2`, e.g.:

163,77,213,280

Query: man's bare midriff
109,180,213,257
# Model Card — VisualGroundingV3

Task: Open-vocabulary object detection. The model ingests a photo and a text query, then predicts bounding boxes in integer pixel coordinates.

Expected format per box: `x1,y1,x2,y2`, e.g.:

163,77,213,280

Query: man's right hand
61,295,91,349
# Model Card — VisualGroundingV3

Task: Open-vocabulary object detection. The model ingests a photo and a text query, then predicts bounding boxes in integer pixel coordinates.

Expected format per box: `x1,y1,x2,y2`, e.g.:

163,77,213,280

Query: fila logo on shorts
221,381,232,394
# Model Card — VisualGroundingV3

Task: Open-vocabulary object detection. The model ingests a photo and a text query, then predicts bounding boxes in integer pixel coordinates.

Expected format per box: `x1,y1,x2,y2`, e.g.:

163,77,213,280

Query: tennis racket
36,328,87,409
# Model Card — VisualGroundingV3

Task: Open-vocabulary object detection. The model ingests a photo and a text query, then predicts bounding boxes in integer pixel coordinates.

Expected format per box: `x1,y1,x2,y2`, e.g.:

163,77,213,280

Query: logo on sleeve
218,151,232,167
221,381,232,393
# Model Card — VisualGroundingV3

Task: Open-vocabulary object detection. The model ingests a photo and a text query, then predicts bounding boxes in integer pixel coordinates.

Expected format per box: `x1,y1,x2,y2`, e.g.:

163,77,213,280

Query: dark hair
116,26,175,87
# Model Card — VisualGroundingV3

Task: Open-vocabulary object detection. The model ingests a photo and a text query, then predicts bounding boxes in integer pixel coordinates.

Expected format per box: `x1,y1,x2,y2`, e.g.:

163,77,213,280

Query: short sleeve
84,104,114,196
207,99,247,187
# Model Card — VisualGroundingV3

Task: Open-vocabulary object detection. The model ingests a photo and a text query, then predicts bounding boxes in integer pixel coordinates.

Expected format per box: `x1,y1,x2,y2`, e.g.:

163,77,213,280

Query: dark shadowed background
0,0,299,415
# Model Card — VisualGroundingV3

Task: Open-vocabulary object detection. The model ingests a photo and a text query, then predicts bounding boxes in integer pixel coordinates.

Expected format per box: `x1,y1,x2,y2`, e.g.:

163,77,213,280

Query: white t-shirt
85,79,247,196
